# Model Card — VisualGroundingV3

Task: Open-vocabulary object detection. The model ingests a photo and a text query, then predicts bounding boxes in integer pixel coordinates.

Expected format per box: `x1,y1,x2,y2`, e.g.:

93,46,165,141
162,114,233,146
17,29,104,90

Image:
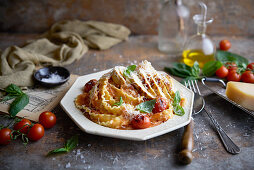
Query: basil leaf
113,97,123,106
65,135,78,151
5,84,23,95
123,65,136,77
9,94,29,117
173,63,193,76
173,91,181,105
136,99,156,113
172,91,185,116
173,105,185,116
203,61,223,77
47,148,68,156
164,62,200,79
216,50,249,65
1,95,17,102
191,61,200,77
164,67,191,78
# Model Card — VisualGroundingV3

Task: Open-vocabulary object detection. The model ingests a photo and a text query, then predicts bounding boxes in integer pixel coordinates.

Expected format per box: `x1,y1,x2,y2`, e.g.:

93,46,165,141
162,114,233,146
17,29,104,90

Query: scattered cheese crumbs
65,162,71,168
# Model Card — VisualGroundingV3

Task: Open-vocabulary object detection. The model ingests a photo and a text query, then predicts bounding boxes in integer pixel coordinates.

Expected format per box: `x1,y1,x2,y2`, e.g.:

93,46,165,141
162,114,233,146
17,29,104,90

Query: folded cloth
0,20,131,88
49,20,130,50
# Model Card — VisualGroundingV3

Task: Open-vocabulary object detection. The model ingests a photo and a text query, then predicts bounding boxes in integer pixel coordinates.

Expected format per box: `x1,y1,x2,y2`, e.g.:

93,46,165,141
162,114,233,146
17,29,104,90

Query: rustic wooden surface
0,34,254,170
1,0,254,36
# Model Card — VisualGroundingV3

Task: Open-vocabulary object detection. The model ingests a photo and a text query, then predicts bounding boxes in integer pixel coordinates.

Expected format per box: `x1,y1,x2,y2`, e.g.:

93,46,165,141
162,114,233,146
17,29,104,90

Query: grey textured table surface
0,35,253,170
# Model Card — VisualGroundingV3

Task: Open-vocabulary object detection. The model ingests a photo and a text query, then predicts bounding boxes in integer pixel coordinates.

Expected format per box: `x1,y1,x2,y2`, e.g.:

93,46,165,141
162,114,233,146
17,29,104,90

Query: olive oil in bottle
182,2,215,68
182,49,215,68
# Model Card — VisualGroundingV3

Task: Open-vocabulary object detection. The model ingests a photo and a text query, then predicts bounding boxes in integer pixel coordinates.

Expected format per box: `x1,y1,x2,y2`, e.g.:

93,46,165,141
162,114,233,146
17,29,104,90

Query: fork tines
185,80,201,95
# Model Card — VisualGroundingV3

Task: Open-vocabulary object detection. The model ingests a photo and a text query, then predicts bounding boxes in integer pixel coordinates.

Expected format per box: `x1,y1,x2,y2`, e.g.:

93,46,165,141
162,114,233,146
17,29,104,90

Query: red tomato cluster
215,62,254,83
217,40,254,83
0,111,56,145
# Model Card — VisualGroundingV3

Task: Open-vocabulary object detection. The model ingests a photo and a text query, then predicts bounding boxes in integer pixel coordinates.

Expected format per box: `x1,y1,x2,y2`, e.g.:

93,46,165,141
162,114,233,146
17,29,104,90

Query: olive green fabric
0,20,131,88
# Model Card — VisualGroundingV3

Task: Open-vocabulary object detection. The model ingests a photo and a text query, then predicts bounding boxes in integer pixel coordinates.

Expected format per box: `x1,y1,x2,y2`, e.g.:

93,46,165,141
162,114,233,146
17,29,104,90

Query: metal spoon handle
204,108,240,154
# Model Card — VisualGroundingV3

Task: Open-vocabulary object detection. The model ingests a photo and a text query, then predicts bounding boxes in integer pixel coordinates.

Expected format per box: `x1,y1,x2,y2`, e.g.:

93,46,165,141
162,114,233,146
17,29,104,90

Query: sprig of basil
164,61,201,81
136,99,156,113
0,84,29,117
123,65,136,77
173,91,185,116
47,135,78,156
113,97,123,106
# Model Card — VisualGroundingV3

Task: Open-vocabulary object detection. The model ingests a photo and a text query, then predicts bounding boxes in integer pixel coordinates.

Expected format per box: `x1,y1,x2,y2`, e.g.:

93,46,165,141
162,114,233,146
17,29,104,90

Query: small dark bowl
34,66,70,87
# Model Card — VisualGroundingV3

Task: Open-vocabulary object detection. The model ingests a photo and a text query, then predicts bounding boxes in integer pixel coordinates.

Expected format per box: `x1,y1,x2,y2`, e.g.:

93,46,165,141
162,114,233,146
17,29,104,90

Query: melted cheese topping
75,60,175,129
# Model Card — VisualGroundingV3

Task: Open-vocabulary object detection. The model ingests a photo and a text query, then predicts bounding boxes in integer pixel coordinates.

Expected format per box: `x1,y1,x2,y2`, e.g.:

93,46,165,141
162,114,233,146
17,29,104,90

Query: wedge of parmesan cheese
225,81,254,111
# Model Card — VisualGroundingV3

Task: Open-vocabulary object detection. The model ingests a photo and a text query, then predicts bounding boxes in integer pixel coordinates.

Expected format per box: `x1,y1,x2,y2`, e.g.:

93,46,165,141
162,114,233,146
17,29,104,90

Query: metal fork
186,80,240,155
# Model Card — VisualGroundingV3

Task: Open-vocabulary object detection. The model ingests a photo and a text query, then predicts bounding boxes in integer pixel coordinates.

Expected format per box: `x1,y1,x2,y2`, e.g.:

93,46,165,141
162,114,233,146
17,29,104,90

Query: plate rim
60,69,194,141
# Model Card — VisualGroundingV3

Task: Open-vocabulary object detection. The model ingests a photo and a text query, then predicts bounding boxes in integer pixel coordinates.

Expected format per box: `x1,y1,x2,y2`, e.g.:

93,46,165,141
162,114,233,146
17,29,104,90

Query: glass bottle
158,0,189,54
182,2,216,68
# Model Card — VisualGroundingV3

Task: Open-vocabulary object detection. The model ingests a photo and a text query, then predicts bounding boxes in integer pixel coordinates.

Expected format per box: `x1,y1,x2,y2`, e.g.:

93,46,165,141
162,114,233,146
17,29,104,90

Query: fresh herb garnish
172,91,185,116
113,97,123,106
123,65,136,77
0,84,29,117
203,60,223,77
136,99,156,113
47,135,78,156
164,61,201,83
173,105,185,116
216,50,249,66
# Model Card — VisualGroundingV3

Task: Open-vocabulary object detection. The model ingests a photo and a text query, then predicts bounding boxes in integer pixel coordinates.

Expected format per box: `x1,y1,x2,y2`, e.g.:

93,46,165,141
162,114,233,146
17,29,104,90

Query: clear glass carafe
158,0,189,54
182,2,216,68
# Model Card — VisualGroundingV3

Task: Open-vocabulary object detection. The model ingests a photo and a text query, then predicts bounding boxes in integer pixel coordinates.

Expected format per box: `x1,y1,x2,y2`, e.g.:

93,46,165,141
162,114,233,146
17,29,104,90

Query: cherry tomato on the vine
241,71,254,83
27,124,44,141
227,70,241,82
219,40,231,51
215,65,229,78
152,97,169,113
39,111,56,129
247,63,254,71
225,62,237,72
14,118,31,134
0,128,12,145
131,115,151,129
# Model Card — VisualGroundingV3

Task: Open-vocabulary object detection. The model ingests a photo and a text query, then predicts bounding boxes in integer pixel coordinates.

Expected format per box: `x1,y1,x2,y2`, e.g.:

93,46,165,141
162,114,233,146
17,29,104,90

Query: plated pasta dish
75,60,185,130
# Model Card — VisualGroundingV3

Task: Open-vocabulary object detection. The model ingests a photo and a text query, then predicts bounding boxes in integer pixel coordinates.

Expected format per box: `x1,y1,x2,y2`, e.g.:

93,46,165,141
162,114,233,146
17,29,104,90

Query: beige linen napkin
0,20,131,88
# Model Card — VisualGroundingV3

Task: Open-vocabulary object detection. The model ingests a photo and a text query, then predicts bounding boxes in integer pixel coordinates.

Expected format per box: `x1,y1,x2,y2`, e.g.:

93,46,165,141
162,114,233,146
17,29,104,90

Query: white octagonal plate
60,69,194,141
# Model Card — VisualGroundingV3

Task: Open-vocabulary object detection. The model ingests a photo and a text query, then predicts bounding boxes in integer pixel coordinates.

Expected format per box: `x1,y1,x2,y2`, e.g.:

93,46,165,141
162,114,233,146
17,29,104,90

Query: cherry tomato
215,65,229,78
14,118,32,134
241,71,254,83
39,111,56,129
83,79,97,93
219,40,231,51
0,128,12,145
131,115,151,129
247,63,254,71
152,97,169,113
227,70,241,82
27,124,44,141
225,62,237,72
